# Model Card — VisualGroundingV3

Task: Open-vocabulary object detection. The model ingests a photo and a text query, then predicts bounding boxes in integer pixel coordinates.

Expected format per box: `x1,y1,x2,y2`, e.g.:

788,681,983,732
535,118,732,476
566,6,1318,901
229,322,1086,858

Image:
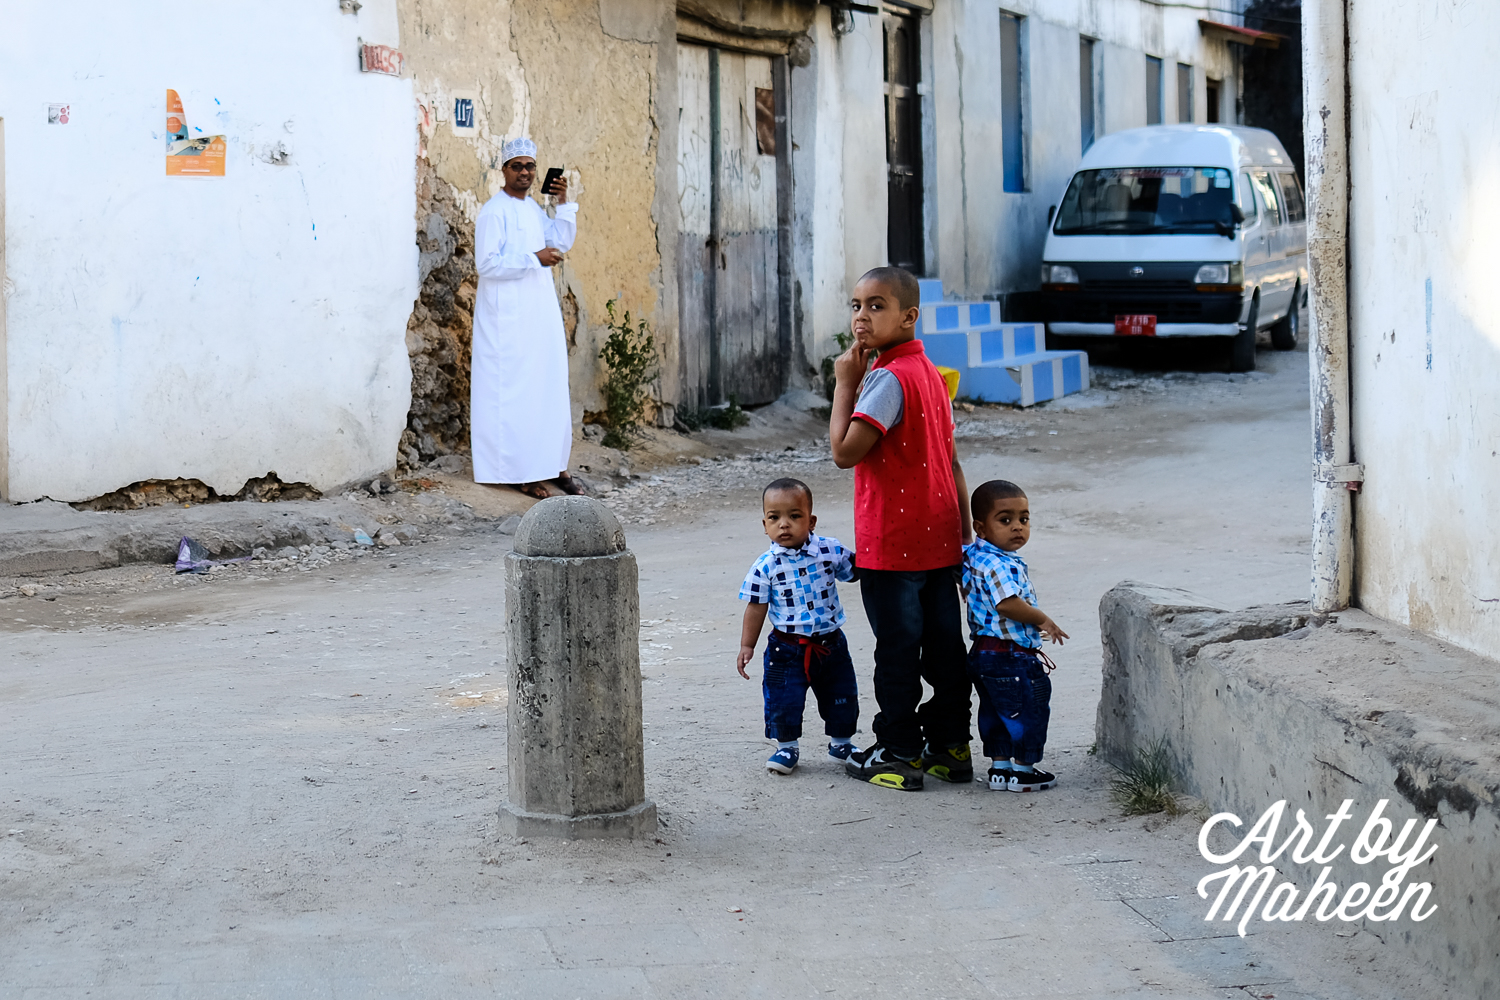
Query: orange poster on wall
165,89,226,177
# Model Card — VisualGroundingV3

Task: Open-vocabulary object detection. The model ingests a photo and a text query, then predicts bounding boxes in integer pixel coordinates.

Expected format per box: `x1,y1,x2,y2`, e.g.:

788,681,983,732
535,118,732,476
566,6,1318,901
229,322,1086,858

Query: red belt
971,635,1058,673
772,629,837,682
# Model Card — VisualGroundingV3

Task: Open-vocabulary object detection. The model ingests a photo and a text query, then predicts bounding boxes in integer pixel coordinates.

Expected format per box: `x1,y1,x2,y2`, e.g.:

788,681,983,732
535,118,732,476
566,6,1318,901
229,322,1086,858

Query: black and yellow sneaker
921,743,974,784
844,743,925,791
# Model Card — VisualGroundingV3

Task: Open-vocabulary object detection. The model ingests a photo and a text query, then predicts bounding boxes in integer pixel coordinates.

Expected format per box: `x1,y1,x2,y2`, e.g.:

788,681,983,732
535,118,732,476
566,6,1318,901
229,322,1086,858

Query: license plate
1115,314,1157,337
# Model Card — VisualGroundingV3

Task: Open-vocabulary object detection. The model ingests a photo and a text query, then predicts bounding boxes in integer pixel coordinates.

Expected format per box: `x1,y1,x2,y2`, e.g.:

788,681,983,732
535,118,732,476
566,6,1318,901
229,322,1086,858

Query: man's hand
536,247,564,267
549,176,568,203
736,646,756,679
1037,615,1069,645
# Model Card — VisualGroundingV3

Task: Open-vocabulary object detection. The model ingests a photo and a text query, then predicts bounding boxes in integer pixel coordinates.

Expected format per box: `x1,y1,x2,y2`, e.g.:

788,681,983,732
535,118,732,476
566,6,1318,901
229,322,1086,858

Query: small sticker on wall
451,90,478,137
166,89,226,176
47,104,70,124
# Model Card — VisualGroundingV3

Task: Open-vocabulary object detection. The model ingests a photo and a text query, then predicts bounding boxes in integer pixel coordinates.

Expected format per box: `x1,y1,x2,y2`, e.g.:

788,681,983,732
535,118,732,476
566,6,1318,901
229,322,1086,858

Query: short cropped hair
763,477,813,508
857,266,921,311
971,479,1027,521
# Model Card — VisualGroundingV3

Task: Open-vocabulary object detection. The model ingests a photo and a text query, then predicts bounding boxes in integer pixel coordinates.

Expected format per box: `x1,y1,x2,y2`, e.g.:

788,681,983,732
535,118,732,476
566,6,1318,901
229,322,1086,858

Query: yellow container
935,365,961,402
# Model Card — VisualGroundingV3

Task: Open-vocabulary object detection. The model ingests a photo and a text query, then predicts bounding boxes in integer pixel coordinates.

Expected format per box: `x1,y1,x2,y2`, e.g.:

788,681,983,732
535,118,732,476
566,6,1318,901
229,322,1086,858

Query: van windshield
1053,167,1236,235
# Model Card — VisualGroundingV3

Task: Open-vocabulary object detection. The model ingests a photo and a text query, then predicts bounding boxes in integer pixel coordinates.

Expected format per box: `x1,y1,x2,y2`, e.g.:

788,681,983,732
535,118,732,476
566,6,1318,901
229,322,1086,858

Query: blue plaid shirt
961,538,1041,646
739,534,856,636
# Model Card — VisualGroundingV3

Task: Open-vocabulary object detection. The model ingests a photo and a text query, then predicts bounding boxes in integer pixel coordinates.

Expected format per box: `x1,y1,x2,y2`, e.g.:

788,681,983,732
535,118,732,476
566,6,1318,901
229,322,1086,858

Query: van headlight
1194,262,1243,291
1042,264,1079,286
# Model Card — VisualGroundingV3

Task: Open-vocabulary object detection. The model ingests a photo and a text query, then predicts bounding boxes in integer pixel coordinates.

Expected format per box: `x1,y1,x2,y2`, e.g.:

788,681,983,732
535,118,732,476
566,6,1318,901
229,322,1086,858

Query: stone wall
1098,581,1500,998
401,155,477,468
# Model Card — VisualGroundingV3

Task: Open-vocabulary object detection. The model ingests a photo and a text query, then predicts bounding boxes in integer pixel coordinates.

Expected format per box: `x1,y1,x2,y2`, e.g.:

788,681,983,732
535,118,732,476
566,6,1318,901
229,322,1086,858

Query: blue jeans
762,629,859,742
858,567,972,759
969,646,1052,765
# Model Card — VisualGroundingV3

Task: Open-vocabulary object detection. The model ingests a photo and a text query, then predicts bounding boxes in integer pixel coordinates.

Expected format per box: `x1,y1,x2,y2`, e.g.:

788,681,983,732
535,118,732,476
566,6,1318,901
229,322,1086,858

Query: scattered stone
497,515,522,535
274,546,300,560
19,584,38,597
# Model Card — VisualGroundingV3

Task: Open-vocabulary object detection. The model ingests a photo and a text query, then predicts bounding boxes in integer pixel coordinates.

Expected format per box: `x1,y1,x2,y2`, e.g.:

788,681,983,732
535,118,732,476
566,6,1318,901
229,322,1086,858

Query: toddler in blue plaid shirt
737,478,860,775
961,480,1069,792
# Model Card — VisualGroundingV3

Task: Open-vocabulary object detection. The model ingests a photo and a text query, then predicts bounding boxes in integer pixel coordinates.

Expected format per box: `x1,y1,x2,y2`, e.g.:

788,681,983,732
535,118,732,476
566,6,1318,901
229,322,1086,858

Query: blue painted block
918,332,968,371
1032,358,1054,401
918,279,944,303
1014,324,1037,356
1062,354,1082,395
934,305,960,331
978,329,1007,364
969,303,993,327
960,366,1022,405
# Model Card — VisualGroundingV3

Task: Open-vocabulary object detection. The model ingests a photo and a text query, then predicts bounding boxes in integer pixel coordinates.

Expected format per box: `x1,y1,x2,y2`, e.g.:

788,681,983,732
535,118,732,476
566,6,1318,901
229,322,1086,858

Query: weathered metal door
883,11,924,273
677,44,783,409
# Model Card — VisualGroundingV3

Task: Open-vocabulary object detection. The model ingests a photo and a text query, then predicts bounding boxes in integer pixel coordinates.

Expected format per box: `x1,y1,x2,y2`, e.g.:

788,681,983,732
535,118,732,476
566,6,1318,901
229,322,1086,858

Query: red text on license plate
1115,314,1157,336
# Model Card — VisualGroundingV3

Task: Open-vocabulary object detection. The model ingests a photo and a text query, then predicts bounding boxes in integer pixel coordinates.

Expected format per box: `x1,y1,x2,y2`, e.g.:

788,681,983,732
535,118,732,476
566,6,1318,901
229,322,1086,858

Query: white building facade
776,0,1255,395
0,1,419,503
1304,0,1500,662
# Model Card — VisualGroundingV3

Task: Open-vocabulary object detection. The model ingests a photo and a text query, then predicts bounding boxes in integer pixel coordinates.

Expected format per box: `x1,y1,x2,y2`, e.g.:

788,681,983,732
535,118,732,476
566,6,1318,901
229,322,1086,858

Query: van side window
1238,172,1259,224
1277,172,1306,222
1252,170,1284,226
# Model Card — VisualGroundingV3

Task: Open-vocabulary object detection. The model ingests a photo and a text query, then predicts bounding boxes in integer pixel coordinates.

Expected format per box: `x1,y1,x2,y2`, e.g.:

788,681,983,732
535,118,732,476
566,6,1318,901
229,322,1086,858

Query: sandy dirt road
0,341,1454,999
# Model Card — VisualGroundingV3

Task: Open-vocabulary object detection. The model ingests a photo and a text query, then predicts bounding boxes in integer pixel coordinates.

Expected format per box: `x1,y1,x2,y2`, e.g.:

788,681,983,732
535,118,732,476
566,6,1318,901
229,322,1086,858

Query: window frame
1145,55,1164,126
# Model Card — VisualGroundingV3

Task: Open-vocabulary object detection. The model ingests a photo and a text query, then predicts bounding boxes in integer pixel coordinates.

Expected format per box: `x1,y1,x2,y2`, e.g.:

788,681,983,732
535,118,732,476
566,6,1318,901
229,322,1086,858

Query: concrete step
921,334,1090,407
918,299,1002,334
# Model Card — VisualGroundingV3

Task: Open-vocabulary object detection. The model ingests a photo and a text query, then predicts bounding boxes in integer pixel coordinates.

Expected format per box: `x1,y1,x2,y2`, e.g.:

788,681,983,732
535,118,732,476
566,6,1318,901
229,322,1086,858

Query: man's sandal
516,482,553,500
555,473,588,497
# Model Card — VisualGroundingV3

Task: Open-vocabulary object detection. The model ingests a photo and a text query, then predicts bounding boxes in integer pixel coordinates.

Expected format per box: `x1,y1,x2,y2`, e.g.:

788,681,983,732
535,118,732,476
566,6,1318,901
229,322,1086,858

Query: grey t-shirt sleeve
852,367,904,432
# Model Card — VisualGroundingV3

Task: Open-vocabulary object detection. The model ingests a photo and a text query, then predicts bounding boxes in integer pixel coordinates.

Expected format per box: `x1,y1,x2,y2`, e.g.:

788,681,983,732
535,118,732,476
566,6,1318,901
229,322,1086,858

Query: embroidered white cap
502,137,537,164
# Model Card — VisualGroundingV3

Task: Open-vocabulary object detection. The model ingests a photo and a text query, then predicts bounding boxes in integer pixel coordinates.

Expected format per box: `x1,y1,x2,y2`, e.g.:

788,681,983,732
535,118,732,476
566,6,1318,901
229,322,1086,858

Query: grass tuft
1108,736,1184,816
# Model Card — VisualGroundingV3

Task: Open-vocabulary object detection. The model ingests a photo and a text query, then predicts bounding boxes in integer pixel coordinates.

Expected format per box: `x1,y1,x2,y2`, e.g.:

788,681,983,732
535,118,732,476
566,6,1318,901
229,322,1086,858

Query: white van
1038,125,1307,371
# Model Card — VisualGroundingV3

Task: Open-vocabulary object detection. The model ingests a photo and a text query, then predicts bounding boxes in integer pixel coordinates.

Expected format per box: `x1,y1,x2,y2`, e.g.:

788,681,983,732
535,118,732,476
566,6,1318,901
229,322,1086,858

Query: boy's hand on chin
833,340,872,385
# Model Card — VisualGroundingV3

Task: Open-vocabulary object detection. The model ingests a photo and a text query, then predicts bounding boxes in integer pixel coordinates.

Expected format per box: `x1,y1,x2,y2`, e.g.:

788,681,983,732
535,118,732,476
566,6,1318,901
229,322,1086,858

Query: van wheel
1229,298,1259,372
1270,287,1299,350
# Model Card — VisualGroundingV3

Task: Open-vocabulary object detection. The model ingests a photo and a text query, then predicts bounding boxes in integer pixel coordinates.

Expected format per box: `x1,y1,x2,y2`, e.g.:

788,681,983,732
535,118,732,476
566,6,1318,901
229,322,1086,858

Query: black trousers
858,566,972,759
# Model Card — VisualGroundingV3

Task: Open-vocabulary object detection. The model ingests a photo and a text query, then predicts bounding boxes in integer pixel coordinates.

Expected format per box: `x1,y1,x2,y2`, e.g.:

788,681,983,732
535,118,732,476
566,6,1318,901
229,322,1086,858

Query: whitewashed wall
0,0,417,501
1346,3,1500,661
925,0,1241,300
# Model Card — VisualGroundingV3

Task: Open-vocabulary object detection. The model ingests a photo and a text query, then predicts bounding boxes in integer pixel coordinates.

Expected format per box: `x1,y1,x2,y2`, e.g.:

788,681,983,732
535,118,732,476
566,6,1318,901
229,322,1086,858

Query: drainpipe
1303,0,1356,612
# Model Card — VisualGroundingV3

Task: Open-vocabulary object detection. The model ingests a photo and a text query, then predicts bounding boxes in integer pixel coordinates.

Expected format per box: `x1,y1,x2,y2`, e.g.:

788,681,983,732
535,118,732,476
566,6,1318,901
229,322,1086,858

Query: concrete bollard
498,496,656,839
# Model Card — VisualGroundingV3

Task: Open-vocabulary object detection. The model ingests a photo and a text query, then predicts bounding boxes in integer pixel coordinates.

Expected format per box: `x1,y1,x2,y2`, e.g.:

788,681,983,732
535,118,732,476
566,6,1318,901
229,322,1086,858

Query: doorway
677,44,787,409
883,11,924,273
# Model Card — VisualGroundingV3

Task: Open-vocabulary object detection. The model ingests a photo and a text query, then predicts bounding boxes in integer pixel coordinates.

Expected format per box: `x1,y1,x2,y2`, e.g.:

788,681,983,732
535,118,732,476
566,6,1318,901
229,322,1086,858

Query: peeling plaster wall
396,0,671,464
0,1,418,502
1345,3,1500,661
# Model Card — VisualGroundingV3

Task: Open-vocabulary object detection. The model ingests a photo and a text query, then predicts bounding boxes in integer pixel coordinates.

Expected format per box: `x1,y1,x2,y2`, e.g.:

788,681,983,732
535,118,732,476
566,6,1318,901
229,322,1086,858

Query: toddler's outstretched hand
736,646,756,678
1038,616,1069,645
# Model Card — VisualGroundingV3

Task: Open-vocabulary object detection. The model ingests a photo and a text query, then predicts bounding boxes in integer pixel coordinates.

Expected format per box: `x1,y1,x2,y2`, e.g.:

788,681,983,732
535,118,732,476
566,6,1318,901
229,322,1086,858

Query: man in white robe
470,137,582,496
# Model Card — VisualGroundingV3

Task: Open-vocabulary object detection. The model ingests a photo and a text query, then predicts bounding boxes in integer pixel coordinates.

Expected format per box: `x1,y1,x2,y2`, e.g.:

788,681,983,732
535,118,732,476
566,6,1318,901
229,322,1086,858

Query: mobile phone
541,167,564,195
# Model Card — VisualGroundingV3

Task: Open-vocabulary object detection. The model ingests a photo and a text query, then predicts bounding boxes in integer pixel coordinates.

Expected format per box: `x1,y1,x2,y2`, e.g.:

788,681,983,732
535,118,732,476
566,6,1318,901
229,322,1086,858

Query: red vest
853,339,962,571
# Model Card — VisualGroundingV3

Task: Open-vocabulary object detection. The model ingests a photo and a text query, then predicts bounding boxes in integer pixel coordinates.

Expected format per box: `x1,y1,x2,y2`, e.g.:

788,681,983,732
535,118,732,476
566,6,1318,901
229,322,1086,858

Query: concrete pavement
0,343,1456,998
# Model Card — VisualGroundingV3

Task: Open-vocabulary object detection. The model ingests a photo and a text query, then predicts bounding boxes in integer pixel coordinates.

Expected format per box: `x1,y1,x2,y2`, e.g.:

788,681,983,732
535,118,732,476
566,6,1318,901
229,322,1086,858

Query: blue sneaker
767,746,799,774
827,741,859,762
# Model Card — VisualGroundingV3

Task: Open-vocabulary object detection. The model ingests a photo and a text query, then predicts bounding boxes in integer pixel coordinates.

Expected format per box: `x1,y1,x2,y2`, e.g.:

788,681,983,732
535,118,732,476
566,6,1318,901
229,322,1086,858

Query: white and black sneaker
985,764,1016,790
1007,767,1057,792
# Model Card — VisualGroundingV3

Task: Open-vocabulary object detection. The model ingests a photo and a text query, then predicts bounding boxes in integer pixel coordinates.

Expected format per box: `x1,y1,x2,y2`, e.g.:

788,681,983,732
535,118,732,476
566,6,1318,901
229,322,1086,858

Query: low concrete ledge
1098,581,1500,998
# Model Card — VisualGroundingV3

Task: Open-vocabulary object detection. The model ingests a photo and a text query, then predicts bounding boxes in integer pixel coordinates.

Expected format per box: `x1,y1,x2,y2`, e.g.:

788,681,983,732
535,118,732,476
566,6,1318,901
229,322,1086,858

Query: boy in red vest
829,266,973,791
